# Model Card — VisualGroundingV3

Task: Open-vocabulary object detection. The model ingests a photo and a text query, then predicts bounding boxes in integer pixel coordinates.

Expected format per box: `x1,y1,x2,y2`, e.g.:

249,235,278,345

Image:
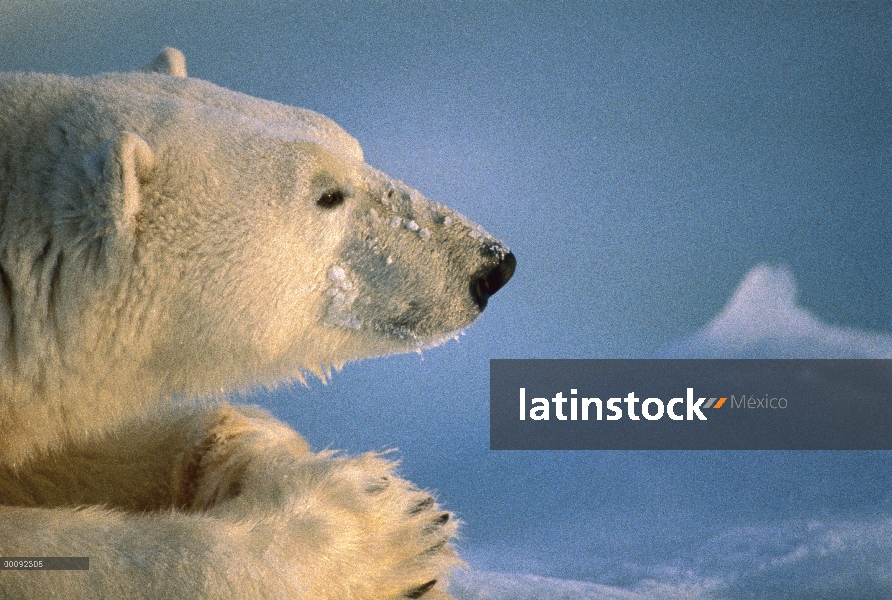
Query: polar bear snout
471,249,516,310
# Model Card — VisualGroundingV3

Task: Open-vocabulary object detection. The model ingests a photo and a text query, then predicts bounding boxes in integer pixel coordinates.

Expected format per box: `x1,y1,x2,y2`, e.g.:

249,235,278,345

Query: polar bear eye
317,190,346,209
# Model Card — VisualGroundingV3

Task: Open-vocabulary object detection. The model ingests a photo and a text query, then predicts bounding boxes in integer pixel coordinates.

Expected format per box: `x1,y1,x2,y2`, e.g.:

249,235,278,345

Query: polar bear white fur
0,48,515,599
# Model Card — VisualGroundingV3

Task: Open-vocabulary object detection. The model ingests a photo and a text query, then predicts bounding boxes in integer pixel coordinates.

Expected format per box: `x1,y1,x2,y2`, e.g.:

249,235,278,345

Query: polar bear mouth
374,318,425,342
326,228,514,324
373,249,516,342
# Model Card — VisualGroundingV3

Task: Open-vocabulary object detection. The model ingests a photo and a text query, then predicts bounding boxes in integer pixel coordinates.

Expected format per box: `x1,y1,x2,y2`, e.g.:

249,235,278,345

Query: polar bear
0,48,515,599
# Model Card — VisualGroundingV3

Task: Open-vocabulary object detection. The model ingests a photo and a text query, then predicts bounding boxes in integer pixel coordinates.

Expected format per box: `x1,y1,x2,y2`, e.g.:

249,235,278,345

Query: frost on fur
0,48,513,598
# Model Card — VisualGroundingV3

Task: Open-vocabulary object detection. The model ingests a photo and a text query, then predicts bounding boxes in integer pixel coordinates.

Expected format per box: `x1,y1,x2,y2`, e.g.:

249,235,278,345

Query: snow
323,264,361,330
661,265,892,358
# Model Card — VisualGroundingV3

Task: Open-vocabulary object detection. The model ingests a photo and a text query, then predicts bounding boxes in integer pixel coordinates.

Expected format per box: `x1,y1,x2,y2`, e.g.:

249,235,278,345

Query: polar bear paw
178,407,460,599
284,452,461,599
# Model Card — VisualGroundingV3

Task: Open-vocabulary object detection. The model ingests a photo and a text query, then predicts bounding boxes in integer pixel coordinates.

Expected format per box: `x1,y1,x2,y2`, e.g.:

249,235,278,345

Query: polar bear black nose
471,251,516,310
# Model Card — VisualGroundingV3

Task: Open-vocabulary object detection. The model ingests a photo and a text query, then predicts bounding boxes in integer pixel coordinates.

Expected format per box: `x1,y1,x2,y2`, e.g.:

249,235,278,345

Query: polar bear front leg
183,405,461,599
0,404,459,599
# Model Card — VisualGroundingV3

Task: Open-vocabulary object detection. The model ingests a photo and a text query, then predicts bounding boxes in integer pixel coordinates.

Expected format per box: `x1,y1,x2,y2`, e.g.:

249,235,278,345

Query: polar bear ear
140,47,187,78
87,132,155,245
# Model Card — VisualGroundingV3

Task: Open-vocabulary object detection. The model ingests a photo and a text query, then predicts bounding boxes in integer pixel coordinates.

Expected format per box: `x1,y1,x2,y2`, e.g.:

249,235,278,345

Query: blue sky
3,2,890,597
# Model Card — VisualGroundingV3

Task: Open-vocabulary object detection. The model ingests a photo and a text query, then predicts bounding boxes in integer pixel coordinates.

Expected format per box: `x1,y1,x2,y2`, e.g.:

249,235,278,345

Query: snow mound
662,265,892,358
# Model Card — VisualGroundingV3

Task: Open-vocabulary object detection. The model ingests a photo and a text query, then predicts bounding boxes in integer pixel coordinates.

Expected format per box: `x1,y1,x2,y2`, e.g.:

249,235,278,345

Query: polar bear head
0,49,514,397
